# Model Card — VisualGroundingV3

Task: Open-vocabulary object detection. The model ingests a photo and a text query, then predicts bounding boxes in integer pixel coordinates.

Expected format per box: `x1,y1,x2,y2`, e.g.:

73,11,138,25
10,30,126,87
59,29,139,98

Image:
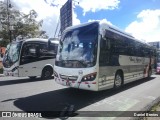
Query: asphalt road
0,75,160,120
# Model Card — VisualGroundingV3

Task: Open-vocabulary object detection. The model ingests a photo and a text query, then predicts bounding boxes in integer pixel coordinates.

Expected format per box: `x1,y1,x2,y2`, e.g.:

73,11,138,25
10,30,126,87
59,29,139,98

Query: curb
130,96,160,120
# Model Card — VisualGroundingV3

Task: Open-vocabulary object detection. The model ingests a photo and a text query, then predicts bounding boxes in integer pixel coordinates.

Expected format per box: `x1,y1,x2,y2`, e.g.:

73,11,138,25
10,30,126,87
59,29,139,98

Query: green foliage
151,102,160,112
0,39,10,47
0,30,10,47
0,1,48,46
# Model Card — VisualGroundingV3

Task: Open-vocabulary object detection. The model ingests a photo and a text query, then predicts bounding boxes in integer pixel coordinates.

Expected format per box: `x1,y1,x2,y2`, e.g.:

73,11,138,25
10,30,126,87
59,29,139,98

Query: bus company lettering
129,57,144,63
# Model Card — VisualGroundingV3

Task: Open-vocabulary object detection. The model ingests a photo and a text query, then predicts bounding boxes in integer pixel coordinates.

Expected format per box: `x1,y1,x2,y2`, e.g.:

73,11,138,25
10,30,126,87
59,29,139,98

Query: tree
0,1,48,47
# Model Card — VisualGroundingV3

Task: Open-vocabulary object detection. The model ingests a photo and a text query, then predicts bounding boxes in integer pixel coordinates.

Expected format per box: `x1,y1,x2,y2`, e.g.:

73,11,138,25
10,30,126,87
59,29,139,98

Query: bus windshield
3,41,22,68
56,22,98,68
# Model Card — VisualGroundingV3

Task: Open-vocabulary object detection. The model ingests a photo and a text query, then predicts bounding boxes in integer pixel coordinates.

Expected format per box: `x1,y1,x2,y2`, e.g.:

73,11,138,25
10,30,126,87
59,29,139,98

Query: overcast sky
2,0,160,42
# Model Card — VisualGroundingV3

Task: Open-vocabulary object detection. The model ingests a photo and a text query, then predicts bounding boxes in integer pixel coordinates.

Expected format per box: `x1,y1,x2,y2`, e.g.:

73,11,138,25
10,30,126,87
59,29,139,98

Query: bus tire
29,76,36,79
114,72,123,89
41,66,53,80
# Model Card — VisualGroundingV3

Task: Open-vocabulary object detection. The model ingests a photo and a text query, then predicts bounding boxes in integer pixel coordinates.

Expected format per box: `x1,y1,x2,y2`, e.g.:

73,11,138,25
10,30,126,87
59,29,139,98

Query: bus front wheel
114,72,123,89
41,67,53,80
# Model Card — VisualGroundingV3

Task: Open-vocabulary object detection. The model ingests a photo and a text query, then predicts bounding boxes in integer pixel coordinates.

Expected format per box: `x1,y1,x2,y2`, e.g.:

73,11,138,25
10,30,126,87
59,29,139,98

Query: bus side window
127,40,135,56
100,37,106,49
39,43,48,56
20,43,39,64
106,38,111,50
40,42,56,58
99,36,110,66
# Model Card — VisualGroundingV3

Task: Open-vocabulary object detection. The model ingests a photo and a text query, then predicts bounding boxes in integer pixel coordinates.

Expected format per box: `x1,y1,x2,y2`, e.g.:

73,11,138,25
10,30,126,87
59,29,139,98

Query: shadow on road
13,77,155,119
0,76,54,86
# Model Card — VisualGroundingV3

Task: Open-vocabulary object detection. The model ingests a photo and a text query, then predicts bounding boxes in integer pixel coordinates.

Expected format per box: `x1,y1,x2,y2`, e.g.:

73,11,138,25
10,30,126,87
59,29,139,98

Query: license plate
66,81,71,86
5,72,12,76
8,73,12,76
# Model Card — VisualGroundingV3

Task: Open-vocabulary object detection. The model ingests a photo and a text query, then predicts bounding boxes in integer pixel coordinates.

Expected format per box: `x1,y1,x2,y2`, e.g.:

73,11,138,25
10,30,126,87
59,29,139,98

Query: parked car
156,63,160,74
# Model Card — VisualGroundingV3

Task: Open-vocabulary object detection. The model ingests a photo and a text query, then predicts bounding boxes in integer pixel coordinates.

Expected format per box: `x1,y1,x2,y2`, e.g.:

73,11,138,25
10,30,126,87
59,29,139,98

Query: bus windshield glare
56,22,98,68
3,41,22,68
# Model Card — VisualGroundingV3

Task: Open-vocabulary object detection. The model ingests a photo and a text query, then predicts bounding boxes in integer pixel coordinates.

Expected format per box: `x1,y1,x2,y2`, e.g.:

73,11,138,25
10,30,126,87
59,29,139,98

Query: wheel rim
44,70,51,78
115,74,122,87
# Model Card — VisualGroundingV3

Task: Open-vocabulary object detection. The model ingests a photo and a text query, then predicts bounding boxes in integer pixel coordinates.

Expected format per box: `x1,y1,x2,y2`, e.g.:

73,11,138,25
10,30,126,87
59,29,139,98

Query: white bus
3,38,59,79
54,21,156,91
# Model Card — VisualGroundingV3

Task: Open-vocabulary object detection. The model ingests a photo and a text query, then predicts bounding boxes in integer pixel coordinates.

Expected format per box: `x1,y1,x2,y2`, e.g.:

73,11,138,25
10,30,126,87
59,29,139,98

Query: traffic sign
60,0,73,33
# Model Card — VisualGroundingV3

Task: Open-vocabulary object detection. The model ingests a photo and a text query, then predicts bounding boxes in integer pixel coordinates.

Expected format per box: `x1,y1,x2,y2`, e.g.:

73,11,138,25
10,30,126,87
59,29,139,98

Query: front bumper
3,70,18,77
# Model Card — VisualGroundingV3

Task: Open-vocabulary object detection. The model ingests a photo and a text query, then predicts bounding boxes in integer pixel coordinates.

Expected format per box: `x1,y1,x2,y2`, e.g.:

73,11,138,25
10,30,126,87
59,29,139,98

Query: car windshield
3,41,22,68
56,22,98,68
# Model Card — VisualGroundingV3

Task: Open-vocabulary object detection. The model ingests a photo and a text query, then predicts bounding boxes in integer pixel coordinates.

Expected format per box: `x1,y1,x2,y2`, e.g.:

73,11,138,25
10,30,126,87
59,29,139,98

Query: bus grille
60,74,78,81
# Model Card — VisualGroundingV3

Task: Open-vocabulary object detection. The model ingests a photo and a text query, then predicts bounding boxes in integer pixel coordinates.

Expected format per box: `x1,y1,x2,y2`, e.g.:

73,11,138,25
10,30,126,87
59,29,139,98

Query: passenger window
99,36,110,66
20,43,39,65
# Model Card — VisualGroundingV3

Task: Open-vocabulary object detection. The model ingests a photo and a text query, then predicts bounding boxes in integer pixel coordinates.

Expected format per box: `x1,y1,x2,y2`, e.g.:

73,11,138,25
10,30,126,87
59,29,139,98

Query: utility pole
6,0,12,42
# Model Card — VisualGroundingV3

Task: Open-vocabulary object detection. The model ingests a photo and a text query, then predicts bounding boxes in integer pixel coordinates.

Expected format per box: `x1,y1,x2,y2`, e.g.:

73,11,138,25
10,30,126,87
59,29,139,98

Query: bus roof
99,21,148,45
48,38,59,44
25,38,59,44
24,38,48,42
63,21,99,33
64,21,148,46
11,38,59,44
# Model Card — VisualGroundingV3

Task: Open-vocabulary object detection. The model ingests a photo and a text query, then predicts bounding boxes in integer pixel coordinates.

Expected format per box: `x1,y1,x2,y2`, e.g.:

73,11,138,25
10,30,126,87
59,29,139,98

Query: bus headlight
81,72,97,82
